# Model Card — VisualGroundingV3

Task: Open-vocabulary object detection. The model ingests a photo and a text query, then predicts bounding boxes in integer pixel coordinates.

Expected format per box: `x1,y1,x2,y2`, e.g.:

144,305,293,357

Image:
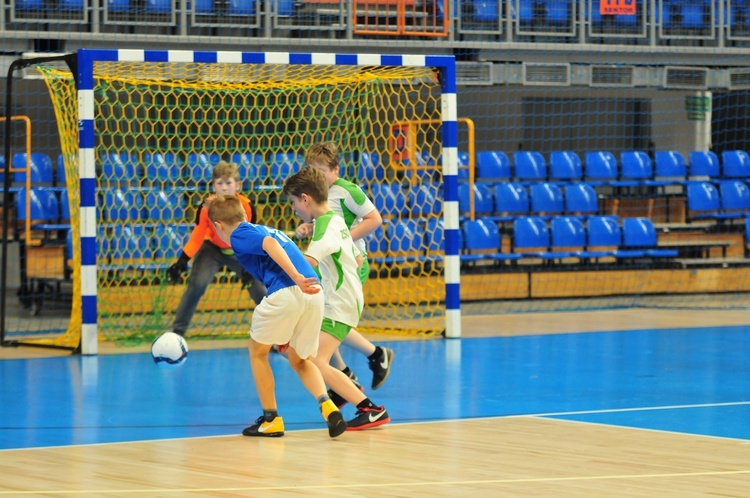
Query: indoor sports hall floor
1,308,750,496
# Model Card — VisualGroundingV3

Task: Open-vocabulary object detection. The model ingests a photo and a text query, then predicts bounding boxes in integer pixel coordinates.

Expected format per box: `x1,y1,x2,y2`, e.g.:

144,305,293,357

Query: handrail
0,116,32,246
390,117,476,219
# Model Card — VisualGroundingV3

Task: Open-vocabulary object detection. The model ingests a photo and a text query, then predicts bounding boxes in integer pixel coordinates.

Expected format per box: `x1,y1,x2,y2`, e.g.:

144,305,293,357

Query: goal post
65,49,461,354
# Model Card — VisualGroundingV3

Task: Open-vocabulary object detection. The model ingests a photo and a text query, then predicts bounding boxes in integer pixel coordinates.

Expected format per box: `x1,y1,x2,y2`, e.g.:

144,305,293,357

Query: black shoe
368,347,394,390
346,405,390,431
242,415,284,437
327,378,365,409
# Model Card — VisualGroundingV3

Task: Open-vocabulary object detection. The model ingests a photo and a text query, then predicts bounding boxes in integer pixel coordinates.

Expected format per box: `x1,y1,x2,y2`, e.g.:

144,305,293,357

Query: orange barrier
352,0,448,37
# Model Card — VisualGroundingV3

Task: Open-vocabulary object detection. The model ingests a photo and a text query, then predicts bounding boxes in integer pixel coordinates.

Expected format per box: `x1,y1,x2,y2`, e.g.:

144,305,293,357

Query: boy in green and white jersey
284,167,390,431
295,142,395,397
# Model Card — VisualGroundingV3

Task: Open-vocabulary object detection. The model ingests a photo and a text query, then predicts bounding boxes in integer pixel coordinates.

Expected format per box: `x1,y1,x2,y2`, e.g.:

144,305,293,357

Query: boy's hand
166,260,188,284
295,275,322,295
295,223,314,239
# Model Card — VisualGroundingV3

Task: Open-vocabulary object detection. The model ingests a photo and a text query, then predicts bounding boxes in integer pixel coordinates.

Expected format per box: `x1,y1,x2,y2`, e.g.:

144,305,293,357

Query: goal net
37,50,460,351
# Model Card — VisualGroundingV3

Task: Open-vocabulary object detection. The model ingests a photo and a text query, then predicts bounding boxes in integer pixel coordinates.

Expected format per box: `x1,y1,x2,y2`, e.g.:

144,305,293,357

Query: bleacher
2,0,749,48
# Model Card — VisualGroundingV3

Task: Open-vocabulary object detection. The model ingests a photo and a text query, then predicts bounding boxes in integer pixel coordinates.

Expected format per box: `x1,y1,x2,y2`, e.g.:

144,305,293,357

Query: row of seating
361,215,681,267
0,153,67,185
461,216,679,263
473,150,749,183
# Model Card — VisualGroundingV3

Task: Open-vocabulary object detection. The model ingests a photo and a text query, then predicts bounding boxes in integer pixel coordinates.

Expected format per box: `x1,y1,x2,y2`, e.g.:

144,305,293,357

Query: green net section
41,62,446,344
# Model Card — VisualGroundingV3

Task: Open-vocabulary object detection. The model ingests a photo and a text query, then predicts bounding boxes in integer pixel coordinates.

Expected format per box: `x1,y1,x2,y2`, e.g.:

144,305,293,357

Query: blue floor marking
1,325,749,449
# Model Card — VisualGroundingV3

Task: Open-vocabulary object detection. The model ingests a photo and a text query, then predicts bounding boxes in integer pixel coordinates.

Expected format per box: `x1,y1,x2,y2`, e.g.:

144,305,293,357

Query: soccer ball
151,332,189,369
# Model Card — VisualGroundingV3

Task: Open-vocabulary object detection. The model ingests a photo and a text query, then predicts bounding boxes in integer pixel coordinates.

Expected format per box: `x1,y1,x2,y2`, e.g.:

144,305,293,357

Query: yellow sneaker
242,415,285,437
320,399,347,438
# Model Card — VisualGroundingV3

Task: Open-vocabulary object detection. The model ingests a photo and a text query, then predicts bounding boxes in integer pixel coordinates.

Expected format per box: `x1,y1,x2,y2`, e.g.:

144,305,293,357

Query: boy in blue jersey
206,194,346,439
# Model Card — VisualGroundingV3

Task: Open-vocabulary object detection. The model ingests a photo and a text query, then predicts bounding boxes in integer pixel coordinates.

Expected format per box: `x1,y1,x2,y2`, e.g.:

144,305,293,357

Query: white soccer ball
151,332,189,369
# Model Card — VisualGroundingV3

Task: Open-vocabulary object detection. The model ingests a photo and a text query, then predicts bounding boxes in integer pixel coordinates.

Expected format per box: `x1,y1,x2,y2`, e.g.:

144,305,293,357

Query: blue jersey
230,222,318,295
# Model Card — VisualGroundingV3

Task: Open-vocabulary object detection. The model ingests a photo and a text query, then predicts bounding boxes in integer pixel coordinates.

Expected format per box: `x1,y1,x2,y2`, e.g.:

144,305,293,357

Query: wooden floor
2,307,750,496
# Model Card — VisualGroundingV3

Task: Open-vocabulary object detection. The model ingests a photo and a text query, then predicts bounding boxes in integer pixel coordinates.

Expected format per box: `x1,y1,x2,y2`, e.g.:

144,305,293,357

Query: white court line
3,400,750,452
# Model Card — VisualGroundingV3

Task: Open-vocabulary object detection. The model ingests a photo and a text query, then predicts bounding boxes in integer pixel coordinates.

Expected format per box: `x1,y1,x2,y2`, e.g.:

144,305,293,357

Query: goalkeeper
165,160,267,337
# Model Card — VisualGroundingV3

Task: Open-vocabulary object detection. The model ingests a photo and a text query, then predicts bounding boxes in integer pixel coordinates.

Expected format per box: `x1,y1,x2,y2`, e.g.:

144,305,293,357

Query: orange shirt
182,193,255,258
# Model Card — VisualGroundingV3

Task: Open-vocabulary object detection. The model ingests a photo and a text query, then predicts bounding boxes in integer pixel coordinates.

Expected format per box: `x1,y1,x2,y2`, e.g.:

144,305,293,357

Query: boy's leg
343,330,395,390
313,333,367,407
287,346,347,438
171,244,223,336
243,338,284,437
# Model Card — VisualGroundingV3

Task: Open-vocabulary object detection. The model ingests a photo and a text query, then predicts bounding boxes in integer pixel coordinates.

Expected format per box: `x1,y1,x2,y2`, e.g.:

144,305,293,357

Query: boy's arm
349,208,382,242
261,236,321,294
166,206,208,284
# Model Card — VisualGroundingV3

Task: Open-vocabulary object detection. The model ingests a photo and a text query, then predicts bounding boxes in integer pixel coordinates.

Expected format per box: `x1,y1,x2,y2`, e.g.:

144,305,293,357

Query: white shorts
250,286,324,359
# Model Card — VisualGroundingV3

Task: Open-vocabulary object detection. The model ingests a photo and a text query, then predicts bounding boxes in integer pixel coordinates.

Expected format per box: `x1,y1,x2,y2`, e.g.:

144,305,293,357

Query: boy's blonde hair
305,142,339,171
282,167,329,204
207,194,246,225
212,160,240,182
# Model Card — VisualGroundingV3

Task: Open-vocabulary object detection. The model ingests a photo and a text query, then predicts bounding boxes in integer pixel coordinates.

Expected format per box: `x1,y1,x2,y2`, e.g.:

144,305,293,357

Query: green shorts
358,257,370,286
321,317,353,342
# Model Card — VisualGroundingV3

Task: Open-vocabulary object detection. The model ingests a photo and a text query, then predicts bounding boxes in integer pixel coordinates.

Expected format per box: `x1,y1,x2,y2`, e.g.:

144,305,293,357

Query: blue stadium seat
101,152,136,179
146,0,172,13
15,0,44,9
366,226,387,256
276,0,295,16
13,153,54,184
654,151,687,183
476,151,511,180
564,183,598,215
59,0,85,10
384,219,423,264
722,150,750,179
108,0,131,12
514,151,547,181
587,215,622,248
551,216,613,261
622,217,678,258
686,181,721,220
689,151,720,178
493,182,529,218
620,151,659,184
546,0,572,25
513,216,563,260
458,183,494,215
409,184,441,215
57,154,68,185
358,152,385,182
461,219,520,263
110,224,153,262
517,0,534,25
585,151,618,186
194,0,215,14
145,153,183,183
103,189,144,221
474,0,499,22
371,183,407,217
154,224,190,260
60,190,70,221
144,190,186,221
232,152,266,181
681,0,709,30
529,182,564,216
718,180,750,212
549,151,582,182
187,152,221,183
229,0,256,15
16,188,59,222
270,153,303,179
